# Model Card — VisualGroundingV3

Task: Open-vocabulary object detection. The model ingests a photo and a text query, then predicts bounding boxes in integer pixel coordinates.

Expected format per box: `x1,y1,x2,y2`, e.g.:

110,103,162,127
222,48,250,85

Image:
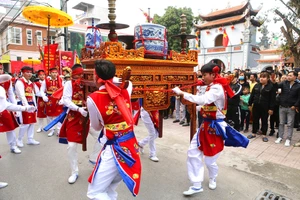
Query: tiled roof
199,2,248,21
256,59,281,63
259,49,282,54
195,13,246,30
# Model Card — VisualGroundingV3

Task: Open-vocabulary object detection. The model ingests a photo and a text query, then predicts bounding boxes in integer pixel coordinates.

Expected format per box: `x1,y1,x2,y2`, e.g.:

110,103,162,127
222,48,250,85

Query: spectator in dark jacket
275,71,300,147
247,71,276,142
226,73,242,130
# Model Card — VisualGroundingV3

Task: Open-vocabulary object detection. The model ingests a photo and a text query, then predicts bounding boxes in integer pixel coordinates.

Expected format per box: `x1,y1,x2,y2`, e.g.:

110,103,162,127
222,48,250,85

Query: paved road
0,119,299,200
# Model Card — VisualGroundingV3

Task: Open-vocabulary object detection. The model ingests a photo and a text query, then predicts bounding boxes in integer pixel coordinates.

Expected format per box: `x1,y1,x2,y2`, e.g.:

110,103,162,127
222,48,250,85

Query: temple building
195,1,263,71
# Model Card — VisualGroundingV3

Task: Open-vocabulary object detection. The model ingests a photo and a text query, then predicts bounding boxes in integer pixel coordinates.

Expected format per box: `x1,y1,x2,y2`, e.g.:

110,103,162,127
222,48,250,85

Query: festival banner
43,43,58,75
59,51,74,70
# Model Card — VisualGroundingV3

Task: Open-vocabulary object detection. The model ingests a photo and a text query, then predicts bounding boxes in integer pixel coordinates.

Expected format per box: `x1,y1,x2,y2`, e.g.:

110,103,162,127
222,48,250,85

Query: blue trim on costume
112,146,137,197
43,107,67,131
98,129,104,143
106,131,136,167
203,118,249,148
59,138,68,144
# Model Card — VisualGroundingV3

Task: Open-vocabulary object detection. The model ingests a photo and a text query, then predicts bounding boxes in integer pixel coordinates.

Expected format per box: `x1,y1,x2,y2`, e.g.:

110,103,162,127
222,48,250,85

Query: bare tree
275,0,300,67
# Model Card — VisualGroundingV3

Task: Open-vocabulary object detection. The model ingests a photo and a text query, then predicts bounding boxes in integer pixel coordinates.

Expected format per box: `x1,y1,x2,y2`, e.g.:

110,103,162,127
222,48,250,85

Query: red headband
22,69,32,73
38,71,45,75
72,67,84,76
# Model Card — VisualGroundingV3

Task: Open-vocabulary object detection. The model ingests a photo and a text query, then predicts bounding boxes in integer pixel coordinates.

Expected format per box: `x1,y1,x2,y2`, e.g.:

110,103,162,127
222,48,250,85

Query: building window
28,57,32,59
26,29,32,46
50,36,56,44
7,26,22,45
36,31,42,46
17,56,22,61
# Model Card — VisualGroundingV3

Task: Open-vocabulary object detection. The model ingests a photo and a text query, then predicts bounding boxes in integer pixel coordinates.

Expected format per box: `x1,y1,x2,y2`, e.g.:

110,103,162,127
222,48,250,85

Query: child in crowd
240,87,251,132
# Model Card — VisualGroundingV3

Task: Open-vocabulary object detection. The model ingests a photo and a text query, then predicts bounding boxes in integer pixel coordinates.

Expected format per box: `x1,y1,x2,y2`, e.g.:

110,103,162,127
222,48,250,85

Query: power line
0,0,20,25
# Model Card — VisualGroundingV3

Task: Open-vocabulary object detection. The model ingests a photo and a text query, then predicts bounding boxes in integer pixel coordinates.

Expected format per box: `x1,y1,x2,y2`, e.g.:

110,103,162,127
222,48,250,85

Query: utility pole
60,0,68,51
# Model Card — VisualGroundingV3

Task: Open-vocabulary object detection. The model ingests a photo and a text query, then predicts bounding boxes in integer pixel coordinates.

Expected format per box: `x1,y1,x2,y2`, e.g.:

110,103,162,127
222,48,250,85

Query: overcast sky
45,0,288,38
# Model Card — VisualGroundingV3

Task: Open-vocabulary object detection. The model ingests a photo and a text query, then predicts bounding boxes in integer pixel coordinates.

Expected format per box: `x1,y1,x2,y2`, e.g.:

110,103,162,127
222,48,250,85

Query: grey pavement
0,118,300,200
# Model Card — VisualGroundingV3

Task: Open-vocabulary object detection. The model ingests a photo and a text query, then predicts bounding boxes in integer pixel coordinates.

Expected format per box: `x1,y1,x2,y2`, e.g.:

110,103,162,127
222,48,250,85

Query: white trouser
18,124,35,142
47,116,61,131
187,133,220,188
87,146,122,200
37,118,46,130
89,127,103,163
6,131,17,148
139,108,158,157
67,142,78,175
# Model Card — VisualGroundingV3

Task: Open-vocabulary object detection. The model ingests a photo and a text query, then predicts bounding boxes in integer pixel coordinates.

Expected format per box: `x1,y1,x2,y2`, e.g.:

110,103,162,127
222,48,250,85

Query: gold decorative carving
81,42,145,60
171,50,198,62
145,85,168,108
163,75,188,81
130,75,153,82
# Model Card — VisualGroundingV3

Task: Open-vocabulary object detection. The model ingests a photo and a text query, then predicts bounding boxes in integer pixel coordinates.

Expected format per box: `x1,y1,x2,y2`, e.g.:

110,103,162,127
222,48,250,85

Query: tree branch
278,0,298,16
280,26,294,45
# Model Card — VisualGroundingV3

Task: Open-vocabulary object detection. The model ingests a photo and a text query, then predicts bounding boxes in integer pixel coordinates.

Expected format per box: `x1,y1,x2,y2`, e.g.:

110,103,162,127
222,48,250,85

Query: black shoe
182,123,190,126
269,130,275,136
297,128,300,131
173,119,180,123
164,116,168,120
179,121,185,125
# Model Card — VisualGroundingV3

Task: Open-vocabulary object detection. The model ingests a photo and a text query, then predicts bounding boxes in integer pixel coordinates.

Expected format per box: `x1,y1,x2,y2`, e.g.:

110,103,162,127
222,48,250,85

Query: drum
134,23,168,59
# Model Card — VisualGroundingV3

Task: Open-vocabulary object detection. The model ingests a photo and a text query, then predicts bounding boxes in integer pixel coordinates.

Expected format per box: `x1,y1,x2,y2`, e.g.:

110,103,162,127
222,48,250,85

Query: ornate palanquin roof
195,1,262,30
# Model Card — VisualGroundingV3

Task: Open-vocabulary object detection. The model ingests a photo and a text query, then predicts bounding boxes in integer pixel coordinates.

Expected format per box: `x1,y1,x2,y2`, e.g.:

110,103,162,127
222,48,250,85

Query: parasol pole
47,15,50,73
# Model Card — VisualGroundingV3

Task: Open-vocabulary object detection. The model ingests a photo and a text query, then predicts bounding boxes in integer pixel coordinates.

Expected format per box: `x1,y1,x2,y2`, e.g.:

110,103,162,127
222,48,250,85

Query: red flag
223,29,229,47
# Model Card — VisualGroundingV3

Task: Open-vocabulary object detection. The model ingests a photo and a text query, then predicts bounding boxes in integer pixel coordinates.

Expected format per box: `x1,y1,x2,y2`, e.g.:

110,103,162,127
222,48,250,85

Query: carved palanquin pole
81,42,198,139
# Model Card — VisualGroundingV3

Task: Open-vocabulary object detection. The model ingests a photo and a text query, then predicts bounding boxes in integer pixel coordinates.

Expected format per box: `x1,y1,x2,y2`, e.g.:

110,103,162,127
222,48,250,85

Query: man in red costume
172,62,248,196
0,68,22,154
87,60,141,200
15,66,40,147
0,74,36,189
40,67,63,137
58,64,89,184
34,70,47,132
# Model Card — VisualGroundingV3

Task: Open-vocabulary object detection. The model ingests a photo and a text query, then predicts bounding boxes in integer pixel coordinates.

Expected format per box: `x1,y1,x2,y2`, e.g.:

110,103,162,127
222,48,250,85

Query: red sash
88,90,141,196
59,80,89,143
45,78,63,117
17,78,36,124
0,110,19,132
198,84,227,156
59,110,89,143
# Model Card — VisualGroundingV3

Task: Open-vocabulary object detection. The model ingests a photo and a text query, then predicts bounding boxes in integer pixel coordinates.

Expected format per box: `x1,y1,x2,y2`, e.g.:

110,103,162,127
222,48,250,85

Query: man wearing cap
40,67,63,137
58,64,89,184
172,62,248,196
0,74,23,154
0,74,36,189
15,66,40,147
87,60,141,199
34,70,47,132
61,66,72,85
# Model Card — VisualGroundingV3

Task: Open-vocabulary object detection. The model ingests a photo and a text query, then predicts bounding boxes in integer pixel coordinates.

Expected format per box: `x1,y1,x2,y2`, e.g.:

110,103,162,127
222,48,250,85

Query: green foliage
152,6,195,52
288,0,300,18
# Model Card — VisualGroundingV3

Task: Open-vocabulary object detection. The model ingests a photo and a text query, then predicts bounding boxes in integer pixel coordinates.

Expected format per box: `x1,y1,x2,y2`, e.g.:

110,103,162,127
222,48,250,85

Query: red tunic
35,81,46,118
45,77,63,117
0,80,19,132
198,85,227,156
88,89,141,197
59,80,89,143
17,79,37,124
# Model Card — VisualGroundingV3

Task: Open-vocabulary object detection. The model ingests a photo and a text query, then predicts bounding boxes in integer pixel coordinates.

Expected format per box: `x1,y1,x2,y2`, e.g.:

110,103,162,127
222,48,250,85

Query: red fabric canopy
11,61,44,74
